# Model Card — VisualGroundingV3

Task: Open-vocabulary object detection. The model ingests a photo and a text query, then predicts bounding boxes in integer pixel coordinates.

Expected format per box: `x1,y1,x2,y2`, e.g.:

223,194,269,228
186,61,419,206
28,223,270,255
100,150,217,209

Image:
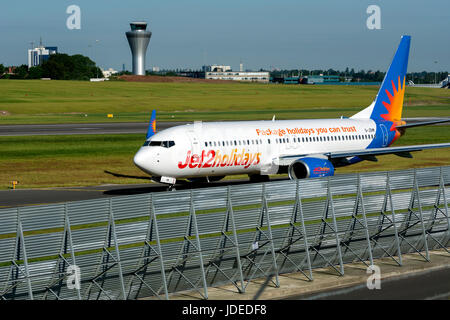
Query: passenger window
268,139,271,144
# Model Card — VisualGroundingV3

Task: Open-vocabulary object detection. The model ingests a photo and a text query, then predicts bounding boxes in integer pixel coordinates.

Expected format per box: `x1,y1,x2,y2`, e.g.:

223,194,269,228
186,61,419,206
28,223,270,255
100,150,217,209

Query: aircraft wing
278,142,450,166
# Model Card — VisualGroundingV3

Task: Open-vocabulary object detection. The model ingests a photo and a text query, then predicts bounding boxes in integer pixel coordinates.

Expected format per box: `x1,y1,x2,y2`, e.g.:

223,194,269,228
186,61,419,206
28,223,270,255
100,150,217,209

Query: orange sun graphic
380,76,406,131
151,119,156,133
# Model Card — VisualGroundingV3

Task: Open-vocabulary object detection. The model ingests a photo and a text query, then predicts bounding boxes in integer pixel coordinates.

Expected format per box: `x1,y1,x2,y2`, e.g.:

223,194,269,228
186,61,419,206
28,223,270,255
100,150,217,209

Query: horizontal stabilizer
397,118,450,129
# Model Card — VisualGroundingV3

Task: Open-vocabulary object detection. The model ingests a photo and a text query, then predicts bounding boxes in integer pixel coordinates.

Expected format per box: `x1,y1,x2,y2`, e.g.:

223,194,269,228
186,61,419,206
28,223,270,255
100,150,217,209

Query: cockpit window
143,140,175,148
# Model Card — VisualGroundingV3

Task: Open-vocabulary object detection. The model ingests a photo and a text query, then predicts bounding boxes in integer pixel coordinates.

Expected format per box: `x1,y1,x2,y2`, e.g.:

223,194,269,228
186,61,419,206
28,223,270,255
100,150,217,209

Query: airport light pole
95,40,100,79
434,61,438,84
89,40,101,79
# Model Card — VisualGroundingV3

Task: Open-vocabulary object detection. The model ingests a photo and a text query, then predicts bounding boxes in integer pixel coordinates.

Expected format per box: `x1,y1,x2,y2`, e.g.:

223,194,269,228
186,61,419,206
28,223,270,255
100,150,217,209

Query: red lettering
178,151,191,169
189,154,199,168
202,150,215,168
220,155,229,167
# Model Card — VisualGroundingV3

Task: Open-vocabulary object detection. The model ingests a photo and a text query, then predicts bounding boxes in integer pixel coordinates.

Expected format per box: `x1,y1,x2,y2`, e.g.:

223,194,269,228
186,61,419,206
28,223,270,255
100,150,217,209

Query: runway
0,118,447,136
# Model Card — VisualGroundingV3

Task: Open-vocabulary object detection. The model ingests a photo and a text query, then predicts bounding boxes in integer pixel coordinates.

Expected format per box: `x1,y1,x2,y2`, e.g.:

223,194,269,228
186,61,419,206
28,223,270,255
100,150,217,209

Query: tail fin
352,35,411,125
145,110,156,139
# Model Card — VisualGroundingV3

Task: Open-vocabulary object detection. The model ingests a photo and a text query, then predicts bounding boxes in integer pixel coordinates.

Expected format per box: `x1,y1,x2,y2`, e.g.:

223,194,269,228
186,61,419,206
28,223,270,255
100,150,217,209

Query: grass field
0,79,449,189
0,79,449,124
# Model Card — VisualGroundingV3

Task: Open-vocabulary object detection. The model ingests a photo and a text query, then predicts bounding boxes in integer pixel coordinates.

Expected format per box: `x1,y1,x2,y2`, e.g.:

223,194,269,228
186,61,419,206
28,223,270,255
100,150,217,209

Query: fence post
327,177,344,275
227,186,246,293
262,184,280,287
65,203,81,299
17,208,34,300
386,172,403,265
190,190,209,299
150,195,169,300
109,199,127,300
441,167,450,247
296,180,313,280
413,169,430,261
358,174,374,266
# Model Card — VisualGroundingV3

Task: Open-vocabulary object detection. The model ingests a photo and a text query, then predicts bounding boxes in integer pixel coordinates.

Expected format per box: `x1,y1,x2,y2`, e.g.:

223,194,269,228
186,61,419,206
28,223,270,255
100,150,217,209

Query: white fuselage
133,118,377,179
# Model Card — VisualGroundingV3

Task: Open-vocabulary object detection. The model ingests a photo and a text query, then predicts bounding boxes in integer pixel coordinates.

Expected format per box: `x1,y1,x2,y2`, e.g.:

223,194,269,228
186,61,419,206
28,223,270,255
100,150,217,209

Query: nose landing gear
159,176,177,191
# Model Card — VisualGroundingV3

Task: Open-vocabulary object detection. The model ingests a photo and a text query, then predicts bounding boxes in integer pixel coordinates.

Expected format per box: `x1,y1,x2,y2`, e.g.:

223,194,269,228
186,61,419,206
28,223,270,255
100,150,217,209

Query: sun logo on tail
151,119,156,133
381,76,406,131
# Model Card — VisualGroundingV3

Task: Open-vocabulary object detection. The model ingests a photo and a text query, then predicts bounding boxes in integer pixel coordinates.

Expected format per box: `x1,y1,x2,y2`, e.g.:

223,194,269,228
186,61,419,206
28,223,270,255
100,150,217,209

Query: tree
28,66,44,79
0,64,5,76
42,58,65,80
11,65,28,79
40,53,103,80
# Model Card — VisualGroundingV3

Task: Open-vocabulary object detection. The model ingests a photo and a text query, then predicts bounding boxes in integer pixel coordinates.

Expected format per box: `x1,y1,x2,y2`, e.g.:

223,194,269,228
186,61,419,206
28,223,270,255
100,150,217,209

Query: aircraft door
186,121,203,174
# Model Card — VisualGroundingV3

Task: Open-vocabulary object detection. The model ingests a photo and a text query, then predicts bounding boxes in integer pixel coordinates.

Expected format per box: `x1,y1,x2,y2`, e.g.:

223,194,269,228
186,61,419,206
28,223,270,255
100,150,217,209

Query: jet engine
287,157,335,179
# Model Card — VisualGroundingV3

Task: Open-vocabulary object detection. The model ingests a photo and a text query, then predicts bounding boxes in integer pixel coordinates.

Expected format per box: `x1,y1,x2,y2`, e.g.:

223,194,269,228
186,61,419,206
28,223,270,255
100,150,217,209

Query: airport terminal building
205,71,270,83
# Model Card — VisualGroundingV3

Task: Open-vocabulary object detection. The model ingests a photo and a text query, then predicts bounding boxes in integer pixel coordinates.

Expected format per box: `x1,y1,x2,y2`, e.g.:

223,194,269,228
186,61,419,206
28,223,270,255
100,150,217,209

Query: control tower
126,22,152,75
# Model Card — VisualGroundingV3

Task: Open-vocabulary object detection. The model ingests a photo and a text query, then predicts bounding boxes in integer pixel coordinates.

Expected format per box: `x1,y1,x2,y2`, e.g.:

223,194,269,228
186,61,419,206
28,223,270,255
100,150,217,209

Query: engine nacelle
288,157,335,179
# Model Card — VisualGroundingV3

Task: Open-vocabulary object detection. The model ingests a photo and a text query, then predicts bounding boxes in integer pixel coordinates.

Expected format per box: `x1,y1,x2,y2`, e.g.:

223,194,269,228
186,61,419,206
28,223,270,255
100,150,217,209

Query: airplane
133,35,450,189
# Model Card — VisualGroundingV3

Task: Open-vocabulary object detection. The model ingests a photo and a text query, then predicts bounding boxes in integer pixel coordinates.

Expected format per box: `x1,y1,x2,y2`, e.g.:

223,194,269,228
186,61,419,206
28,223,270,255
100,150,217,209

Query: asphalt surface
0,118,448,136
0,121,186,136
0,177,288,208
293,266,450,300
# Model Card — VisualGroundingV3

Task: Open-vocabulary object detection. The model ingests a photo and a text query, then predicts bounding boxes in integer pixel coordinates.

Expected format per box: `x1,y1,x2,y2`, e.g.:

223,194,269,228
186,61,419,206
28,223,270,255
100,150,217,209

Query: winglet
146,110,156,139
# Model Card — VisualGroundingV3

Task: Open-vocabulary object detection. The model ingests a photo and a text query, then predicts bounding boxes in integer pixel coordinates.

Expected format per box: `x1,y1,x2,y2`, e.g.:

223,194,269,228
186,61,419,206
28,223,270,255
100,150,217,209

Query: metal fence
0,166,449,300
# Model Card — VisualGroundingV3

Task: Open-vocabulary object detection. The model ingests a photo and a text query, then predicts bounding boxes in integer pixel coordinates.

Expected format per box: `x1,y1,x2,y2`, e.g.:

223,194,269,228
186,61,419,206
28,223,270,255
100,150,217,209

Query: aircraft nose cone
133,148,148,171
